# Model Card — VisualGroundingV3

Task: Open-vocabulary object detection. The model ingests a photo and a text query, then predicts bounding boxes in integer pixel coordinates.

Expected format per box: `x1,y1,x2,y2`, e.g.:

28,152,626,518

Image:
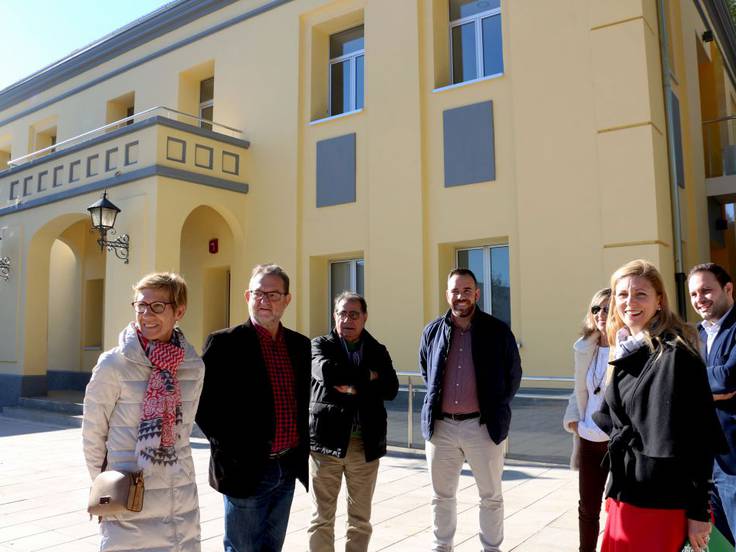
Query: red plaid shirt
254,321,299,453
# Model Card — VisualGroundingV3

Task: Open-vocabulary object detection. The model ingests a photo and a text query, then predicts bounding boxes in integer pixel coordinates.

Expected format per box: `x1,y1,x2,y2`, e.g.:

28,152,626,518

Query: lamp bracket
0,256,10,281
97,234,130,264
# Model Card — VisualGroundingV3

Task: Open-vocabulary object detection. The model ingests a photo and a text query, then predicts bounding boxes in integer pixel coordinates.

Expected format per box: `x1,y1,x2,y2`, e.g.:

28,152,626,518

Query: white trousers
425,418,505,552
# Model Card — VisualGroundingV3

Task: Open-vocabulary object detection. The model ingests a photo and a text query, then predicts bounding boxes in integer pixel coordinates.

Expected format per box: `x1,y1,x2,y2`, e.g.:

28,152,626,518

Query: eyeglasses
132,301,173,314
591,305,609,315
249,289,287,302
335,310,362,321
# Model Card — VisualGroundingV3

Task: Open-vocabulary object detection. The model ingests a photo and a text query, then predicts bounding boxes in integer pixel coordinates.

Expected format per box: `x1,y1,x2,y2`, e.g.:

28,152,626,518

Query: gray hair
250,264,290,294
333,291,367,313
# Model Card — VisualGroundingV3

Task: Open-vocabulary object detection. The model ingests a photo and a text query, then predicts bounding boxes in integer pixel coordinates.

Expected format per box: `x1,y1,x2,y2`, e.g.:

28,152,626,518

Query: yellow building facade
1,0,736,405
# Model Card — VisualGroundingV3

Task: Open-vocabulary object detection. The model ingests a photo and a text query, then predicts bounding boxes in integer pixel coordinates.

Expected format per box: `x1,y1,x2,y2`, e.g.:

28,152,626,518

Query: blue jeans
223,458,297,552
713,462,736,550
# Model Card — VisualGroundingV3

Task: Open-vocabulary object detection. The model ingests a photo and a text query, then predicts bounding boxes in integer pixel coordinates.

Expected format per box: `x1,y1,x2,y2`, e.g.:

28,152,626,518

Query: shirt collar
702,305,733,335
252,319,283,341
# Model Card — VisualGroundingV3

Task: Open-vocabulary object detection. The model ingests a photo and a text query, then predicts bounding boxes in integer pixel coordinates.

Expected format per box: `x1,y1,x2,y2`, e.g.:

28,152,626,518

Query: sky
0,0,171,92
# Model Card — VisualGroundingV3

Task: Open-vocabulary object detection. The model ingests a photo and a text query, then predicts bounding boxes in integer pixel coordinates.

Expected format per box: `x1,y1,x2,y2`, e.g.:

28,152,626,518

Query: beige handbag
87,469,144,516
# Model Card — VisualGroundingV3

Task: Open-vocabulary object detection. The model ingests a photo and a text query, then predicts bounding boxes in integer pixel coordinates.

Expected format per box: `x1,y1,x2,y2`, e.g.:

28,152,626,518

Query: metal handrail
8,106,244,167
394,372,573,448
703,114,736,126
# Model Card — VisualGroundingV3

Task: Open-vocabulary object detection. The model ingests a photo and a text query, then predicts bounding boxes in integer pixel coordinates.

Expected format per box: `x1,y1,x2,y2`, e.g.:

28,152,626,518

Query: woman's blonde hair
132,272,188,309
581,288,611,339
606,259,698,352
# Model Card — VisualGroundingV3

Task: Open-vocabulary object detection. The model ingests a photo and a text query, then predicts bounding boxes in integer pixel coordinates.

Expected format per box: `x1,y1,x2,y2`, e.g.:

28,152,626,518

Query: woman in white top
563,287,611,552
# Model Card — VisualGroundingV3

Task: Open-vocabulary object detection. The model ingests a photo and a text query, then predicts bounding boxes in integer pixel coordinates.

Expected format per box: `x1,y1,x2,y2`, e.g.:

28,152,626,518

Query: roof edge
0,0,239,111
701,0,736,87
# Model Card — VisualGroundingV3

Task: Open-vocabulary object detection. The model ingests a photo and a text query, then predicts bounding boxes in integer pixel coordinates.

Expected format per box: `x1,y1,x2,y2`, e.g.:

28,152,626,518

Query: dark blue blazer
419,308,522,444
699,306,736,475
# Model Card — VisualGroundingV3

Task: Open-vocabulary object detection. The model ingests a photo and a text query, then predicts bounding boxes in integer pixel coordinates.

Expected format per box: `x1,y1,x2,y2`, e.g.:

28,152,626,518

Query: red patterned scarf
134,325,185,470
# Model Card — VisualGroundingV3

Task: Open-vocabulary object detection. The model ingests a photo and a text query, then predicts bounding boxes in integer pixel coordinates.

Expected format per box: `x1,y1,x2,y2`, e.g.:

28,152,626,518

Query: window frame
449,4,503,85
199,76,214,130
328,258,365,329
455,244,509,320
328,28,365,116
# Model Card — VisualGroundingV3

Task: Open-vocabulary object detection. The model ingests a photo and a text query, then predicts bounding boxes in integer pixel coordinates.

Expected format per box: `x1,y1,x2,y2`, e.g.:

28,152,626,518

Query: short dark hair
250,264,290,294
447,268,478,286
334,291,367,314
688,262,733,288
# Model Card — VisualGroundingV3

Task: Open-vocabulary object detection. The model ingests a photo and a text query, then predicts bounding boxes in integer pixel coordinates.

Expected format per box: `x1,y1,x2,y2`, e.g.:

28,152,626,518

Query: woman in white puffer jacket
83,273,204,551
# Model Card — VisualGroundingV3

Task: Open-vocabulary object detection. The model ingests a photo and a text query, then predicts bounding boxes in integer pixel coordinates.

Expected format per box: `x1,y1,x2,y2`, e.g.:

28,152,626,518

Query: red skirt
601,499,687,552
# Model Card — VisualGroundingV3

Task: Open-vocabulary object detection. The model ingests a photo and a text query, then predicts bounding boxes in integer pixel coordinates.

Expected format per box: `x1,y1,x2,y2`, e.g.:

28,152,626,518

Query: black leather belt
440,412,480,421
268,448,293,460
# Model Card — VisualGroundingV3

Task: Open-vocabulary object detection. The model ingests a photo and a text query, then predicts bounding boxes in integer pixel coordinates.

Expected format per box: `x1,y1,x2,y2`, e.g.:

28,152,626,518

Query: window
178,61,213,126
329,258,364,328
456,245,510,325
106,92,135,128
200,77,214,131
0,147,10,170
33,125,57,154
329,26,364,116
450,0,503,84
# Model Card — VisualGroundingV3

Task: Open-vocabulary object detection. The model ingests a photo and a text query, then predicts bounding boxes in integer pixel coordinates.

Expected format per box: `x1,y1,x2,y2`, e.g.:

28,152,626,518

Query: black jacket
593,337,725,521
310,330,399,461
419,308,522,444
195,320,311,498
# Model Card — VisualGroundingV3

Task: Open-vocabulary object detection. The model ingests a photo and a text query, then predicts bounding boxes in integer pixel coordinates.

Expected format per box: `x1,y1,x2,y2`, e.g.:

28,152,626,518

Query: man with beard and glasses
419,268,522,552
688,262,736,549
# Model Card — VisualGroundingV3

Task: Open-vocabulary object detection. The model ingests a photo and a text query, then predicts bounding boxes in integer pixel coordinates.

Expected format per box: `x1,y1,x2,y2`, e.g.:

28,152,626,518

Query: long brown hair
606,259,698,352
581,288,611,339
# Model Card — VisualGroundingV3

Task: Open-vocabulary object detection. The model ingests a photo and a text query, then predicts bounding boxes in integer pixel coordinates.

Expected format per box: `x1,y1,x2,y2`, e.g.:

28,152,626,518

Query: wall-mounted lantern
0,236,9,281
87,191,130,264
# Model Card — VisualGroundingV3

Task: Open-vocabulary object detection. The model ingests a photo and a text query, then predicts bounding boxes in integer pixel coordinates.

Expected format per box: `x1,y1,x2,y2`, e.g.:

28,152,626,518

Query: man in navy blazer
689,262,736,547
419,268,521,552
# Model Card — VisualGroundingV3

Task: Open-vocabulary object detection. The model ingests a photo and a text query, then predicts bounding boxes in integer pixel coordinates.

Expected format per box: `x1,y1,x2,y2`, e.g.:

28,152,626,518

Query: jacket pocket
310,402,351,453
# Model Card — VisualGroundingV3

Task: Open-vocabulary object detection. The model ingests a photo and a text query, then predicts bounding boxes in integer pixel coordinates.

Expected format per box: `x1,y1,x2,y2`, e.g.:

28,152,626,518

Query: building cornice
0,164,248,217
699,0,736,87
0,0,285,114
0,115,249,179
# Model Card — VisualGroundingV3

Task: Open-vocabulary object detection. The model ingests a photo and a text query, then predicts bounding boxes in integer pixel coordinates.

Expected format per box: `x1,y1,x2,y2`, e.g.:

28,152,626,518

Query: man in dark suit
196,264,311,552
688,262,736,548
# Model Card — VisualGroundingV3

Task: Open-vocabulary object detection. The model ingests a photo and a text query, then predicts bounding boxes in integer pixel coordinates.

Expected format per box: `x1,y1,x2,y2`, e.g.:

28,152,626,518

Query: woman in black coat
593,259,724,552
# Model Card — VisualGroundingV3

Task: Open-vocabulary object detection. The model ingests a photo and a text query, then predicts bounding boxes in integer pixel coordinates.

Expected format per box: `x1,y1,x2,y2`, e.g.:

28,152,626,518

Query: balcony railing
389,373,574,465
7,106,243,167
0,107,249,213
703,115,736,178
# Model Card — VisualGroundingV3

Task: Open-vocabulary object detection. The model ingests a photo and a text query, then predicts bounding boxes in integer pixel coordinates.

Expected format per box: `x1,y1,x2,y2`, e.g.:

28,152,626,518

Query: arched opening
179,205,235,352
24,215,106,397
48,239,81,377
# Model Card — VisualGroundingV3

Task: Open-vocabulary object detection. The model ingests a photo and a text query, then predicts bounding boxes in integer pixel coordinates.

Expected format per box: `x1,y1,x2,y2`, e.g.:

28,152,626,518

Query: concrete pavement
0,416,598,551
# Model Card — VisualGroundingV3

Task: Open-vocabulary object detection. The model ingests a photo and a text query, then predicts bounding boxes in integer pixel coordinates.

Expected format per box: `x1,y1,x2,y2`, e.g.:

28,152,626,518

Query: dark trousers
578,438,609,552
223,457,297,552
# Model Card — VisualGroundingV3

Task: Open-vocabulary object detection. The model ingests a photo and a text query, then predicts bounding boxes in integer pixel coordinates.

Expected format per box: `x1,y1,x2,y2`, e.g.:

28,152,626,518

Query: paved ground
0,416,600,551
387,391,573,465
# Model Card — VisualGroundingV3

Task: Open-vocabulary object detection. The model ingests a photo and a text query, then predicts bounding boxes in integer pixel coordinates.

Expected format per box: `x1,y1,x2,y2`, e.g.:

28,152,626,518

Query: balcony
0,107,249,215
704,115,736,203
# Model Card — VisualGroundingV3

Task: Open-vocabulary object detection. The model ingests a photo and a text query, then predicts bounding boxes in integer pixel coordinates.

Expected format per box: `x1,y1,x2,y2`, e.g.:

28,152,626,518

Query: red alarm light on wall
208,239,218,254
